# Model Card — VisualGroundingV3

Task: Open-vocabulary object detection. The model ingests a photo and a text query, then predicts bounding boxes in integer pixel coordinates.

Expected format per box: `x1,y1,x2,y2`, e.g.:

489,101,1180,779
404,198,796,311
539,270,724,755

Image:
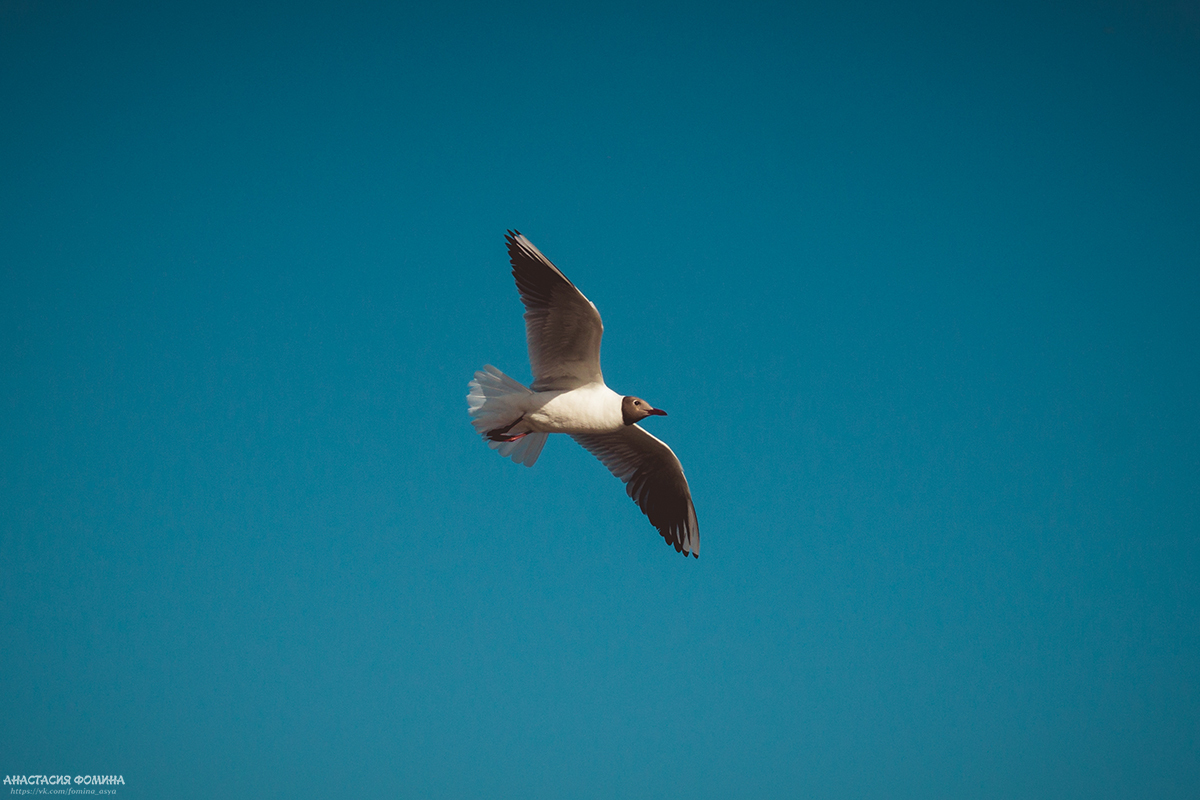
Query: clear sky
3,1,1198,797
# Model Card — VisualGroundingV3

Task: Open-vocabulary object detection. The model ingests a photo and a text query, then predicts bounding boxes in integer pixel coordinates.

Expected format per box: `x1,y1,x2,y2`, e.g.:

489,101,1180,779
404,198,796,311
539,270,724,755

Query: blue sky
3,1,1198,797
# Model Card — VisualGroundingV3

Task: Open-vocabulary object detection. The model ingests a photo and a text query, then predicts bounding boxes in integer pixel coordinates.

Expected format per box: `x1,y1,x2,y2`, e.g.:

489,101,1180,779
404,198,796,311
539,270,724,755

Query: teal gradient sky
3,1,1199,797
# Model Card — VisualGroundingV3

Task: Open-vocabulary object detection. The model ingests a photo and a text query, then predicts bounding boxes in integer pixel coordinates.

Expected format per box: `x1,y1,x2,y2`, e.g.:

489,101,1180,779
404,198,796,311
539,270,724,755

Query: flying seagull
467,230,699,557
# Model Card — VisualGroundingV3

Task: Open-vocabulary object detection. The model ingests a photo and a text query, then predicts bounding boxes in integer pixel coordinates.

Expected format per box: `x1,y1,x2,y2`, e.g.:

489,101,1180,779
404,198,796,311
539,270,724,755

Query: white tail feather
489,429,548,466
467,365,549,467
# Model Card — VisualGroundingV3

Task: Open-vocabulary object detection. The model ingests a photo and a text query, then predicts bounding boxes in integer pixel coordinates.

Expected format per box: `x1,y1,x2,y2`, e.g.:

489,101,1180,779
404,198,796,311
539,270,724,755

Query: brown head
621,395,668,426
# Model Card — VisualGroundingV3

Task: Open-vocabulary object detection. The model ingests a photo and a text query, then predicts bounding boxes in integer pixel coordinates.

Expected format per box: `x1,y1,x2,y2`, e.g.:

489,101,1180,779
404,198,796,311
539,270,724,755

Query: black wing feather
506,230,605,391
571,426,700,558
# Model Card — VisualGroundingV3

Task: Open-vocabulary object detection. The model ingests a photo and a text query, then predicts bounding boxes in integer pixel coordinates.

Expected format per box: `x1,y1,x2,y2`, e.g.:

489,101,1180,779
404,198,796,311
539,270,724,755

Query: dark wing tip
656,520,698,558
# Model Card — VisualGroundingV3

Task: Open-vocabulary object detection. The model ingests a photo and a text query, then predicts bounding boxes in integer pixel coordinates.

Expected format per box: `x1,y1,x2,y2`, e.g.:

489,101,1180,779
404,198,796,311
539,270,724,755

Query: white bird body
468,231,700,558
511,383,625,434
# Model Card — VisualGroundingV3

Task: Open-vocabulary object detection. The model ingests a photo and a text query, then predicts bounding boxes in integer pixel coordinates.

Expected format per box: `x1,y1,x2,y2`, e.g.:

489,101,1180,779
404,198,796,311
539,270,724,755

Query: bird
467,230,699,558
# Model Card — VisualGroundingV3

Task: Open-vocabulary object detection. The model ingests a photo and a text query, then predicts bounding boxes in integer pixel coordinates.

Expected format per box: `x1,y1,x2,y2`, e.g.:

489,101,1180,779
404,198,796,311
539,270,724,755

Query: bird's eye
635,401,642,406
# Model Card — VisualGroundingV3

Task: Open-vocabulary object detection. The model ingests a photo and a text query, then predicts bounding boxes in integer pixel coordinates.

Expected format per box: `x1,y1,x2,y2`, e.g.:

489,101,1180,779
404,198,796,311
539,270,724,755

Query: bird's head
622,395,668,426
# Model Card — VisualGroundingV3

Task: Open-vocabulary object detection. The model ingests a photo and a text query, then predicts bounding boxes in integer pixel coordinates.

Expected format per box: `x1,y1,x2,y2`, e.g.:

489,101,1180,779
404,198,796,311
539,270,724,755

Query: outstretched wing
506,230,605,391
571,425,699,558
